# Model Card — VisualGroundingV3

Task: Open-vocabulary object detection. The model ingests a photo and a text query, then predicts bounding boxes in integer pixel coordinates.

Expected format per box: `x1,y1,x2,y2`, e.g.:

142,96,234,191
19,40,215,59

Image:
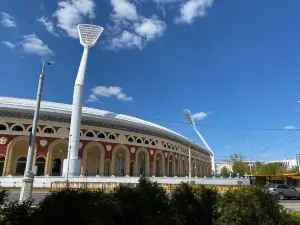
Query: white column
63,47,89,177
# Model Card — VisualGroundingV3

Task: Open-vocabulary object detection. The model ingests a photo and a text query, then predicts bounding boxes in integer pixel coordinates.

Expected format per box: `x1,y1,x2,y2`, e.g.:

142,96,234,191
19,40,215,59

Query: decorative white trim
150,150,153,155
40,139,48,147
131,147,135,154
165,152,168,158
79,142,83,149
106,145,112,151
0,137,7,145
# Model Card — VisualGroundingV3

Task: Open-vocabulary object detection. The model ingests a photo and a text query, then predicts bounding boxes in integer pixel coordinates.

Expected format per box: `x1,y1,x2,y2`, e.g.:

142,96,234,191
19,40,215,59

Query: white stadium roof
0,97,213,156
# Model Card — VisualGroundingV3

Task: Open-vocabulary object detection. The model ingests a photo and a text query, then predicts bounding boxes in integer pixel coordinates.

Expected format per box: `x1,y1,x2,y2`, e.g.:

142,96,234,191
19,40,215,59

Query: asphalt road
7,192,300,211
9,192,48,204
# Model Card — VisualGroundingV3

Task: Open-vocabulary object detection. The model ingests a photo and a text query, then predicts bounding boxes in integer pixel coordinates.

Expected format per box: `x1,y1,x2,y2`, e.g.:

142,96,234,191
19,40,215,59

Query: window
51,158,62,176
16,157,27,175
144,140,149,145
44,128,54,134
151,141,156,146
12,125,23,132
86,132,94,137
109,134,116,140
0,124,6,130
136,138,142,144
128,137,134,142
35,158,45,176
130,161,134,176
28,127,39,132
104,161,111,176
98,133,105,139
0,156,4,176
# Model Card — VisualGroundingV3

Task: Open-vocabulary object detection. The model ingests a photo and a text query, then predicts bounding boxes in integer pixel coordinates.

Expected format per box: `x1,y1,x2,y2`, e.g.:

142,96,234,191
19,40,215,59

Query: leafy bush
0,181,298,225
171,183,218,225
0,200,34,225
32,189,119,225
112,178,175,225
214,186,296,225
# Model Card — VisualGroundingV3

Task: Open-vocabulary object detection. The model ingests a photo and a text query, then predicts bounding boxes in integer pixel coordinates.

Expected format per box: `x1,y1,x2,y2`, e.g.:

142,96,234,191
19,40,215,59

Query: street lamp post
62,24,103,177
19,61,52,201
184,109,215,175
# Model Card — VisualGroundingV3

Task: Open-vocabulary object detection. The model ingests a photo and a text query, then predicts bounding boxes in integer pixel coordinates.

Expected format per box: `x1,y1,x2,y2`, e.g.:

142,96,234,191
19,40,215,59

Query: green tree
214,187,298,225
256,163,286,175
290,166,300,173
229,154,251,176
220,167,230,177
171,183,218,225
113,178,175,225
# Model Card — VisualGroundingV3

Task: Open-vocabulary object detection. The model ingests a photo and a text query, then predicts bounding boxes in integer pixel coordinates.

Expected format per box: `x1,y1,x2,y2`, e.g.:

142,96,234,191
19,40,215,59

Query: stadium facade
0,97,212,178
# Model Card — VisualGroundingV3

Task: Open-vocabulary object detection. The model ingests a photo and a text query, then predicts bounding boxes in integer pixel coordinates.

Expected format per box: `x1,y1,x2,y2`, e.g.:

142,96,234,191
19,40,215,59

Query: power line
246,139,297,157
238,130,297,155
216,139,298,162
142,116,299,131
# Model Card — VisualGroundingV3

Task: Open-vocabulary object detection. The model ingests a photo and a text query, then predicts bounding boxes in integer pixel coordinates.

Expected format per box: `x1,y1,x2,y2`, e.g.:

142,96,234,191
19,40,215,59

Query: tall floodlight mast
62,24,103,177
184,109,215,175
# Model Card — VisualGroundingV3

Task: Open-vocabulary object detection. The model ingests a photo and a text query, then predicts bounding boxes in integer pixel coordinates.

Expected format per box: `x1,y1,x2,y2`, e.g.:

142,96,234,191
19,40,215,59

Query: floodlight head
78,24,103,48
184,109,196,128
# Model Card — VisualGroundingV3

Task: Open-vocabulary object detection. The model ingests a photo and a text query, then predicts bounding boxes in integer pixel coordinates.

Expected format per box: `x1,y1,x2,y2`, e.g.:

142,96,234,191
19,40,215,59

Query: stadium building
0,97,213,178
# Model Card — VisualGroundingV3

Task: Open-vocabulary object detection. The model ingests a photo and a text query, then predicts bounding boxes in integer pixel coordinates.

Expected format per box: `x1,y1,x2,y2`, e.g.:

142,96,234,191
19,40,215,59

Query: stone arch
108,133,117,140
134,147,150,176
153,150,165,177
97,132,106,139
81,142,105,176
10,124,25,132
42,126,56,134
111,144,130,176
46,139,68,175
0,123,9,131
26,125,41,133
4,136,37,176
167,153,176,177
84,130,96,138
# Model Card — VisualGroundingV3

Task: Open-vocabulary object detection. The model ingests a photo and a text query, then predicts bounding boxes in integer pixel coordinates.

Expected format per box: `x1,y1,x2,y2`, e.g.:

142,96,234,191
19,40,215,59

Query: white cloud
110,31,142,50
37,17,59,36
107,0,166,50
1,41,16,49
191,111,210,120
110,0,138,21
53,0,95,38
174,0,213,24
135,17,166,41
284,125,297,130
0,12,17,28
87,86,133,102
21,34,54,56
153,0,184,3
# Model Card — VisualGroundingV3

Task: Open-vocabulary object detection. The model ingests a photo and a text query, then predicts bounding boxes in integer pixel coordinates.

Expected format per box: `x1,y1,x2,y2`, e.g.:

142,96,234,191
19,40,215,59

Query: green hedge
0,179,298,225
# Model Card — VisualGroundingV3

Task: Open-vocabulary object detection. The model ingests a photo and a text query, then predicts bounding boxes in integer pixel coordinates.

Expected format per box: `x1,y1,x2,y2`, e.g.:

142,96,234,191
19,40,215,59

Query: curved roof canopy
0,97,213,156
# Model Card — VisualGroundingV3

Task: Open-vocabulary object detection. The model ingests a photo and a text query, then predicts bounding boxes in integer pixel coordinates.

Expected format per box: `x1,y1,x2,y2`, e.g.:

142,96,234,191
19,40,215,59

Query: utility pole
20,61,52,201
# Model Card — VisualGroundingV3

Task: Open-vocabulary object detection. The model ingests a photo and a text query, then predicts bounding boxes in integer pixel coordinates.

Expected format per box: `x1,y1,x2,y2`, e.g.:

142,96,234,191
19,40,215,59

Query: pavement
6,191,300,211
279,200,300,211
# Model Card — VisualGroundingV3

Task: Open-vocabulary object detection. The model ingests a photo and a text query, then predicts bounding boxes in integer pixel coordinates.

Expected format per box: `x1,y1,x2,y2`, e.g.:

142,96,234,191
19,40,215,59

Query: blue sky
1,0,300,162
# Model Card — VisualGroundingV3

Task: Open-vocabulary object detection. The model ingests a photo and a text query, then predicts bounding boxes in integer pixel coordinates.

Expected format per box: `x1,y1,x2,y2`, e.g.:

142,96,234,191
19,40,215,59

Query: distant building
263,159,297,170
215,162,232,175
